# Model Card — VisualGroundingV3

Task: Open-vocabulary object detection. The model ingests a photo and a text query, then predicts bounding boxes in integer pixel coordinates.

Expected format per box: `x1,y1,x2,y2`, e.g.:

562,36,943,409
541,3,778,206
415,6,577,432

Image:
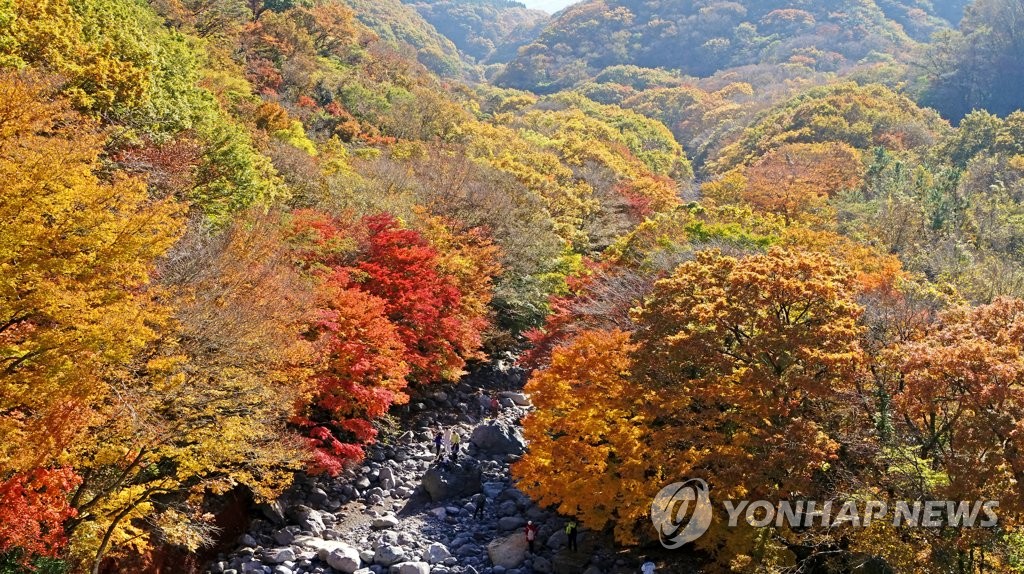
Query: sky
519,0,576,13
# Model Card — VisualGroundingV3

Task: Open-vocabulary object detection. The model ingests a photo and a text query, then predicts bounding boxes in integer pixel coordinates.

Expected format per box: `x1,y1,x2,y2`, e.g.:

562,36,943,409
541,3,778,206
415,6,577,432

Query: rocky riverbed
206,362,650,574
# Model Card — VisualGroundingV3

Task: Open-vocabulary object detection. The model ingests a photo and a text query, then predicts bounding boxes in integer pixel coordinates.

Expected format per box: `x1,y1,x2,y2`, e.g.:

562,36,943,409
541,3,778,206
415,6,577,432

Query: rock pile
207,363,640,574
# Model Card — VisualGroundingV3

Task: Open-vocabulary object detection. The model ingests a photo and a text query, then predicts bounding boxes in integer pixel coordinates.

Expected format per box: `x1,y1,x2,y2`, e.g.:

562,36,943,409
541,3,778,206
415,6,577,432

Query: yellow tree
0,72,183,474
516,248,868,565
65,213,316,570
513,330,654,532
413,207,502,354
631,248,866,501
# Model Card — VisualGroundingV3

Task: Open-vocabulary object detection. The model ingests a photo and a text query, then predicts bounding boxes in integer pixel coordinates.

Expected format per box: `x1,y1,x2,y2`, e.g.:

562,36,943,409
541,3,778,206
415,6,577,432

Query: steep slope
402,0,550,63
340,0,472,77
913,0,1024,121
875,0,971,38
497,0,921,92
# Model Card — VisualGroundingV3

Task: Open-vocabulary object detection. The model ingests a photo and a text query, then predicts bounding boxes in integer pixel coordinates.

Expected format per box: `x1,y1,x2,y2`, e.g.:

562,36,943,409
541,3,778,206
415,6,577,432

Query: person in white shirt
441,428,451,455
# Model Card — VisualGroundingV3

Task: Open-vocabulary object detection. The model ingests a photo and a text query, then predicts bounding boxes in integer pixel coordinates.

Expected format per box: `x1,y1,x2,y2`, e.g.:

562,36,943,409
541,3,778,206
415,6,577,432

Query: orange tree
704,143,863,225
894,297,1024,515
513,329,651,531
515,247,868,558
630,247,866,498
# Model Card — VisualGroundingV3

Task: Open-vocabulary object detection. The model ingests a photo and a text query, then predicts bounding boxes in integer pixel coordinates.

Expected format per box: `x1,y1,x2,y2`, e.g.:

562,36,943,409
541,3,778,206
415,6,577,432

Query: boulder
272,528,295,546
487,534,528,569
264,548,294,564
532,556,553,573
259,501,287,525
471,421,526,455
240,560,264,574
389,563,430,574
308,487,329,506
425,542,451,564
421,462,482,501
498,500,518,517
499,391,531,406
482,482,506,498
498,516,526,531
372,514,399,529
288,505,325,535
553,551,591,574
546,530,567,549
325,545,361,574
292,536,358,562
374,544,407,566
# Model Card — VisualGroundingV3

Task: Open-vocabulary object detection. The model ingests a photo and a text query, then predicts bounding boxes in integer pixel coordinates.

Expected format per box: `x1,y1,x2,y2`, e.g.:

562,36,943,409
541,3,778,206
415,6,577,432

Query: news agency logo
651,479,1000,549
650,478,714,549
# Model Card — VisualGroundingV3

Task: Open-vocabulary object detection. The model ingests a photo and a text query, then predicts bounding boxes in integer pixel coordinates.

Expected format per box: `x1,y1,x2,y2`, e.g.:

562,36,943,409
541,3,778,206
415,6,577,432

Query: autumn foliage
705,142,863,224
894,298,1024,513
515,248,867,546
6,0,1024,568
0,75,183,477
288,210,498,473
0,468,81,561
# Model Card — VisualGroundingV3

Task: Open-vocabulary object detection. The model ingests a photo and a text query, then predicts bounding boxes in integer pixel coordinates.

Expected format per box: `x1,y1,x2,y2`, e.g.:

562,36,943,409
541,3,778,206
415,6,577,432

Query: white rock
372,514,400,529
389,562,429,574
487,534,528,568
324,545,361,574
374,544,407,566
265,548,295,564
499,391,531,406
292,536,358,562
425,543,451,564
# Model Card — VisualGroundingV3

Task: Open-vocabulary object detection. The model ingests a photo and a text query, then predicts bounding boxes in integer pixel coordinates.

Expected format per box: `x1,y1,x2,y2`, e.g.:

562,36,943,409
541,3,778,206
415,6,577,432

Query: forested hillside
402,0,549,63
3,0,1024,572
497,0,932,91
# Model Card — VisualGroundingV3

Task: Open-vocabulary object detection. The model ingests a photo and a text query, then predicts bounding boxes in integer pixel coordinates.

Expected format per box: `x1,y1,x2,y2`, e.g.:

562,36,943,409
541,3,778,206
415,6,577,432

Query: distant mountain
914,0,1024,121
875,0,971,37
496,0,958,92
341,0,471,77
402,0,550,63
520,0,579,11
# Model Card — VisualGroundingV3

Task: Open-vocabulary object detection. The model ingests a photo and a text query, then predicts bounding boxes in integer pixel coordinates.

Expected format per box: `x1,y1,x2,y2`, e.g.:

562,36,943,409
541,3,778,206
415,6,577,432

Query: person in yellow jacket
449,430,461,461
565,518,579,551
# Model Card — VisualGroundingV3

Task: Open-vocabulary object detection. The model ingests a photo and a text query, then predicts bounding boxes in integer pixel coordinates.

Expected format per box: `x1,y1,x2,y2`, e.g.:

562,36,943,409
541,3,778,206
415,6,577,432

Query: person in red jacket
524,520,539,553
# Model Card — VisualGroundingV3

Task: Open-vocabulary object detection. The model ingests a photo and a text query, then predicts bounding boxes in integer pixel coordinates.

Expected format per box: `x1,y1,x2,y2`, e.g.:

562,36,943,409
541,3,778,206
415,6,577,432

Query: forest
1,0,1024,572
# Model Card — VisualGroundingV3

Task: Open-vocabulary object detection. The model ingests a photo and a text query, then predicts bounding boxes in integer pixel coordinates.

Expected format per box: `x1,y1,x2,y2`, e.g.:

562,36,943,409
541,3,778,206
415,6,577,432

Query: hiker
474,494,486,518
640,558,656,574
433,430,444,461
490,396,501,419
525,520,539,553
476,389,490,419
565,518,579,551
450,431,461,462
